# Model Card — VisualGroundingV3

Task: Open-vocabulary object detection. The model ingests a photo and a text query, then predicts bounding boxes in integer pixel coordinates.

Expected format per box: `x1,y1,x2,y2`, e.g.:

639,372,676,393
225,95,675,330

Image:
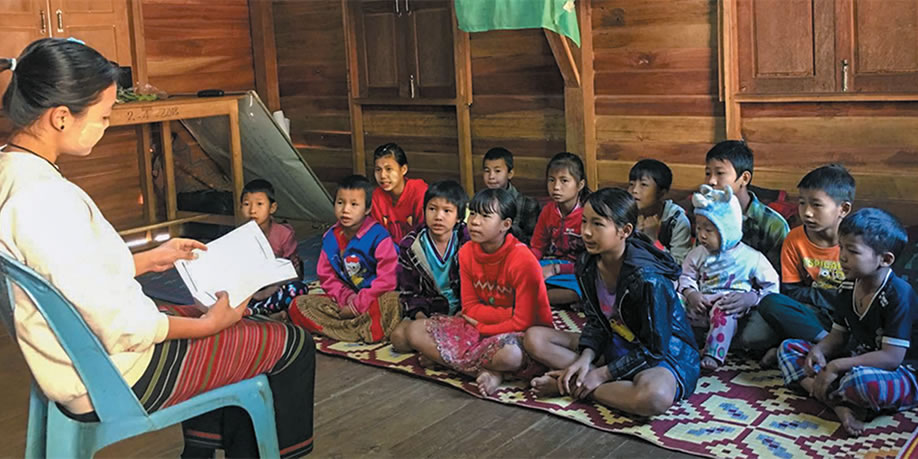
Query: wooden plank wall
273,1,564,199
592,0,725,191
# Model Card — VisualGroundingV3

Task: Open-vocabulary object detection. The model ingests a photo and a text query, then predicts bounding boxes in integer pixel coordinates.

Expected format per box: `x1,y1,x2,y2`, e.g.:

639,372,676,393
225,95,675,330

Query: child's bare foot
700,356,720,372
833,405,866,436
530,374,561,397
760,347,778,368
417,355,438,369
476,369,503,396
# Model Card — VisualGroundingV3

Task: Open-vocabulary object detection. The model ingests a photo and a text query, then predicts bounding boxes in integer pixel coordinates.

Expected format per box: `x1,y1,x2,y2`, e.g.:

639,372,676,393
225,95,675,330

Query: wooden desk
109,95,245,238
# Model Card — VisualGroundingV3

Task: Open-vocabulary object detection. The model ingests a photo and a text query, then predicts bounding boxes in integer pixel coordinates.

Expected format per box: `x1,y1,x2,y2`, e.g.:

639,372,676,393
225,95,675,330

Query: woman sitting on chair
0,38,314,458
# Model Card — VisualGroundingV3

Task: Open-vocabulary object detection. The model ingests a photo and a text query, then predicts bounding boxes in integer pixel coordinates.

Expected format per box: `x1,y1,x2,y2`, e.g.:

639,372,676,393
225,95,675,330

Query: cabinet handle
55,9,64,33
409,74,416,99
404,0,410,14
394,0,400,15
841,59,849,92
39,10,47,34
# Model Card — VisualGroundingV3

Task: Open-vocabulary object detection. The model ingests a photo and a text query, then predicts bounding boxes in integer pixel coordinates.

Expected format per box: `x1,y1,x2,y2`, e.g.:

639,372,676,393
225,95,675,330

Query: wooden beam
248,0,281,112
127,0,148,85
563,0,597,187
341,0,366,175
544,29,580,88
159,121,177,235
453,4,474,194
722,0,742,139
228,104,245,225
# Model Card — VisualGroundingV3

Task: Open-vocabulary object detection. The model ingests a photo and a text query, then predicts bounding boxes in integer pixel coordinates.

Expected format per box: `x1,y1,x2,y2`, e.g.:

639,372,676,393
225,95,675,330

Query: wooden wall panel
274,0,351,195
142,0,255,94
593,0,723,190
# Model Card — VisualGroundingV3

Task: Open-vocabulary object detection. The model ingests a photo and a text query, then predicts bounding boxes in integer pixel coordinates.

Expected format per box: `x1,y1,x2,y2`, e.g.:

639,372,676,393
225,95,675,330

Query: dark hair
424,180,468,217
628,159,673,191
373,143,408,167
797,164,856,204
839,208,907,259
469,188,517,222
1,38,120,131
483,147,514,171
586,188,638,232
336,174,374,208
242,179,276,203
546,152,590,204
705,140,754,179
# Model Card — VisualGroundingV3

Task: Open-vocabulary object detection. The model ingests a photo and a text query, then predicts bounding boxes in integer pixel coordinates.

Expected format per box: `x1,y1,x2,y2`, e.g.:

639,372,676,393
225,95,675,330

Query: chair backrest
0,252,147,421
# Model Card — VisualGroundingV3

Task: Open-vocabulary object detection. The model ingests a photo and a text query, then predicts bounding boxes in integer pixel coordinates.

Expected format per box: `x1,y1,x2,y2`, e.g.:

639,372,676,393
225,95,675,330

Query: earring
60,125,65,130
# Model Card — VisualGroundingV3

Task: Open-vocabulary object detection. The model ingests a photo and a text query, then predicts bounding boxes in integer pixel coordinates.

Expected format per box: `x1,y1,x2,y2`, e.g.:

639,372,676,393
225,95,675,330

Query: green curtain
455,0,581,47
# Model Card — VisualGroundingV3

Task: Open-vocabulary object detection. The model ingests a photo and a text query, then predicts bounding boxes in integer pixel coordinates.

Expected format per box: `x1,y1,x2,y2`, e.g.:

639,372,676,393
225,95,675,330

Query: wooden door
402,0,455,99
736,0,837,94
0,0,51,104
837,0,918,93
354,0,404,98
48,0,132,67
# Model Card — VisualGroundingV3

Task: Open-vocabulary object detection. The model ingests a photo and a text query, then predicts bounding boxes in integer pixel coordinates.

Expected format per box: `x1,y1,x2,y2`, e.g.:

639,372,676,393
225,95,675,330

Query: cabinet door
354,0,405,98
0,0,51,110
838,0,918,93
49,0,132,67
403,0,455,99
736,0,836,94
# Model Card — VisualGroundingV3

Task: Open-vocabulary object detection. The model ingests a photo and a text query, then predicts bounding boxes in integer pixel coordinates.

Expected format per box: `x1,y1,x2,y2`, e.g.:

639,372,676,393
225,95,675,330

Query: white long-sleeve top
0,151,169,414
678,241,780,304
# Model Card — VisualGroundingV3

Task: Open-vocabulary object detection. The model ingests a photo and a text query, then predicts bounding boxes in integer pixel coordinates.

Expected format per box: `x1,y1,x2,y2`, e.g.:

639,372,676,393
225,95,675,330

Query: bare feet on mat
530,374,561,397
834,405,866,436
760,347,778,368
417,354,438,369
700,356,720,372
476,369,503,396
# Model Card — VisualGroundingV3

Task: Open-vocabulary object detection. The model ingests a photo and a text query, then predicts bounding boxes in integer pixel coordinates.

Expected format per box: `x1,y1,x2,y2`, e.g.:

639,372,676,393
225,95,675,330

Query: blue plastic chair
0,252,281,458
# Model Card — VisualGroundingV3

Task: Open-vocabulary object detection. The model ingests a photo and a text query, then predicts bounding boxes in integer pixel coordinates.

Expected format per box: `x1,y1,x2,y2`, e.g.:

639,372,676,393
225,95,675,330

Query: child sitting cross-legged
397,188,553,395
524,188,699,417
679,185,779,371
390,180,471,352
777,208,918,436
289,175,402,343
239,179,309,319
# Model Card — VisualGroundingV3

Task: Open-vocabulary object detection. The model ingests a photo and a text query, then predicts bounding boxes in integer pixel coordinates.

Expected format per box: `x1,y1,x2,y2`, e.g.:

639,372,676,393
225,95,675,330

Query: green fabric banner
455,0,581,47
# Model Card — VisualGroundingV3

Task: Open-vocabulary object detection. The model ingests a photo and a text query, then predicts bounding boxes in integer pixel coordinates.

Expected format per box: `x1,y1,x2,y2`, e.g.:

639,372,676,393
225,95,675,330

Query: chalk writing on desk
124,106,181,122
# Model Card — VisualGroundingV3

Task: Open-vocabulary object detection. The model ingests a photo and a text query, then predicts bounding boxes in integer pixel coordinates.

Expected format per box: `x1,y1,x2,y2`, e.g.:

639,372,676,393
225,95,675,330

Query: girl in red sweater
399,188,553,395
371,143,428,243
531,152,589,308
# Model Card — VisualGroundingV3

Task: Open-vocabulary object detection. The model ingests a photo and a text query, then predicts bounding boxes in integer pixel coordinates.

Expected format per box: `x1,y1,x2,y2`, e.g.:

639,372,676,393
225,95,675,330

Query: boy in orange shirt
758,165,854,364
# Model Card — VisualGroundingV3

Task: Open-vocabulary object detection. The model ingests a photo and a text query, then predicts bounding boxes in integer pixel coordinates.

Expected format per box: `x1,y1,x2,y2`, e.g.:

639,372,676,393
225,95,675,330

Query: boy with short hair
240,179,307,317
627,159,692,263
777,208,918,436
289,175,401,343
759,165,855,357
482,147,540,245
705,140,789,269
390,180,471,352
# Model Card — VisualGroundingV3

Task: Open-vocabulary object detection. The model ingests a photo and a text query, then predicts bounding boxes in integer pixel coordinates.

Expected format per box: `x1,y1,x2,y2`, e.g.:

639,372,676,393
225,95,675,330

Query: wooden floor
0,331,695,458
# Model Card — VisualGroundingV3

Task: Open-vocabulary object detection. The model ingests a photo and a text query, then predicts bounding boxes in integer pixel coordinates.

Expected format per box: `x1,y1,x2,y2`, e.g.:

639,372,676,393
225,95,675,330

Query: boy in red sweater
398,188,553,395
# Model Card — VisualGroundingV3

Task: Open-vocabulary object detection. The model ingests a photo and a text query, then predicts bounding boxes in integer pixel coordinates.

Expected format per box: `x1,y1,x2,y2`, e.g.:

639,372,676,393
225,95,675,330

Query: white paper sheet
174,221,298,307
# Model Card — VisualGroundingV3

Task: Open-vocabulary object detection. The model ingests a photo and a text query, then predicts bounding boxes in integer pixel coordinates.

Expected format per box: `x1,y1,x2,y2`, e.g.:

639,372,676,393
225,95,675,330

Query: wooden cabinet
0,0,132,69
0,1,49,93
735,0,918,95
351,0,455,100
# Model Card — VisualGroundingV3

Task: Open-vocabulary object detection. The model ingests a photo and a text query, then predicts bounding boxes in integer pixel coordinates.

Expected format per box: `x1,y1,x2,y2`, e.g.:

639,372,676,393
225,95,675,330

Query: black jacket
577,232,699,395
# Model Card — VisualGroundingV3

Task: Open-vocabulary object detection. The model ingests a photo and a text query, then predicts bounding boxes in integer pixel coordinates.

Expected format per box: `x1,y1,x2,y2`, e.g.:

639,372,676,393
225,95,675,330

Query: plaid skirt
778,338,918,413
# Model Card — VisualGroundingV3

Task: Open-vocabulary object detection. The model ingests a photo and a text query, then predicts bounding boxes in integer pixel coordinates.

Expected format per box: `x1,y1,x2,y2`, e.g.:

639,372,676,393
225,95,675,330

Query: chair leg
46,406,98,459
241,381,280,459
24,385,47,459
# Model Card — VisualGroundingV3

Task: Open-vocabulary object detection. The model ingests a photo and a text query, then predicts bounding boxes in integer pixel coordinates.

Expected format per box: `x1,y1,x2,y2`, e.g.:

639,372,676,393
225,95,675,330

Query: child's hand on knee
559,354,592,396
804,347,827,376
